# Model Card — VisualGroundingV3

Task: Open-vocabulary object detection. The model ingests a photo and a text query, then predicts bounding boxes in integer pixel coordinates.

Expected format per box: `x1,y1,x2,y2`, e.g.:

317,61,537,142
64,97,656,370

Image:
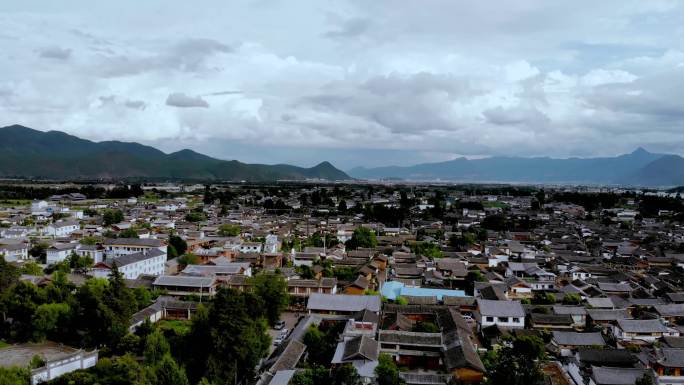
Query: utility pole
306,208,309,238
323,212,328,256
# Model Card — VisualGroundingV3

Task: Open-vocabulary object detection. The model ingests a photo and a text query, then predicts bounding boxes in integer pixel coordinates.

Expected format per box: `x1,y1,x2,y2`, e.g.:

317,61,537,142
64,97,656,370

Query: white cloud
2,0,684,166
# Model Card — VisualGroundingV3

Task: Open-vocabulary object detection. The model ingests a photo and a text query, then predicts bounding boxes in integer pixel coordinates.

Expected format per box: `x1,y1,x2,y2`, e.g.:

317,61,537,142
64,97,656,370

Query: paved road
268,311,300,354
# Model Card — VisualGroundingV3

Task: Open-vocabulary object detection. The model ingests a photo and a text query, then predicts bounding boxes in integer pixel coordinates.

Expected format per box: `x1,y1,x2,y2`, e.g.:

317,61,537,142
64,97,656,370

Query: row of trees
0,183,144,202
281,227,376,252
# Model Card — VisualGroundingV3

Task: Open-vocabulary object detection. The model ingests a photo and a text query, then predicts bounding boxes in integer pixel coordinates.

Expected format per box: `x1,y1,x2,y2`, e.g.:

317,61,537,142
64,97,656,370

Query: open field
157,319,191,334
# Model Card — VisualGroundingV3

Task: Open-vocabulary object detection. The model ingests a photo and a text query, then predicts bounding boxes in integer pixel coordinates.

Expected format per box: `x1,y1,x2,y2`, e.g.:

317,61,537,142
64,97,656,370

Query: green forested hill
0,125,350,181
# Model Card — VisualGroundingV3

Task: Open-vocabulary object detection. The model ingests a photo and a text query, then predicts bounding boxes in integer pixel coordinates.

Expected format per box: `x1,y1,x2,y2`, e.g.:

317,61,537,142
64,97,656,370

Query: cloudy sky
2,1,684,169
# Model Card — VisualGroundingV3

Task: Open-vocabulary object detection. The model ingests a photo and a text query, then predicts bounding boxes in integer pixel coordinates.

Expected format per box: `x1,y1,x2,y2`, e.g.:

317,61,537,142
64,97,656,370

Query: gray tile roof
657,348,684,368
307,294,380,312
153,275,215,288
378,330,442,346
182,263,248,276
586,309,630,321
597,282,632,292
663,336,684,348
288,278,337,288
531,313,574,325
586,297,615,308
552,305,587,315
443,329,485,373
52,220,79,228
477,299,525,317
576,348,636,366
113,248,165,267
552,331,605,347
590,366,647,385
342,335,379,361
104,238,163,247
616,319,668,333
49,243,78,251
269,340,306,373
654,303,684,317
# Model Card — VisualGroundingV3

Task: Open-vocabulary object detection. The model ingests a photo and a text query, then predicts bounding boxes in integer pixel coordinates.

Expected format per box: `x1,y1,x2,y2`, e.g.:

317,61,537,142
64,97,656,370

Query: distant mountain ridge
349,148,684,186
0,125,350,181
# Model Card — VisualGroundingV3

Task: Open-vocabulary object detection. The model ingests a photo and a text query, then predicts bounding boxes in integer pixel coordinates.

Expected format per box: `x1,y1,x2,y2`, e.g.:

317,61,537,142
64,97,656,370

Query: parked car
274,320,286,330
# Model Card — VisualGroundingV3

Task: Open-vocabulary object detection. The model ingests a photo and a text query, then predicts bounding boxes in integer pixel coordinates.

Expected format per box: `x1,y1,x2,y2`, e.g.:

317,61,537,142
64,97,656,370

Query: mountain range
3,124,682,186
0,125,350,181
349,148,684,186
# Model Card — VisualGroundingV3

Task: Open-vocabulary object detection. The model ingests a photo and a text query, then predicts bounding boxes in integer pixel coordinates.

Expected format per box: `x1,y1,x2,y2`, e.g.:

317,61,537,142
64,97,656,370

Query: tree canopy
250,272,289,326
102,209,124,226
345,227,377,250
218,224,241,237
484,335,546,385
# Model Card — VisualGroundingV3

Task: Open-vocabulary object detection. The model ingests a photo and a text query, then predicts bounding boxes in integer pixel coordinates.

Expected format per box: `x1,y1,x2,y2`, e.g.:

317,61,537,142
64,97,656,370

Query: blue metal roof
381,281,465,301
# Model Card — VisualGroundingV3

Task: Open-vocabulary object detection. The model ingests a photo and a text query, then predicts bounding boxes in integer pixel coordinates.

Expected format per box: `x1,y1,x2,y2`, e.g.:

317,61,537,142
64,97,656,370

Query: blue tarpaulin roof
381,281,466,301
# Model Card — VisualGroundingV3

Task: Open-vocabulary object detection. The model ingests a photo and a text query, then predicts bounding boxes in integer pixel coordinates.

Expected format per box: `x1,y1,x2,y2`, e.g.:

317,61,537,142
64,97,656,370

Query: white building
617,210,638,222
45,220,80,238
103,238,165,257
157,204,180,212
46,243,78,264
30,348,98,385
74,244,105,264
152,219,175,229
92,248,167,280
264,234,279,253
31,200,51,215
1,227,32,239
181,262,252,277
476,299,525,329
239,242,262,254
223,237,242,252
0,243,29,261
612,319,677,342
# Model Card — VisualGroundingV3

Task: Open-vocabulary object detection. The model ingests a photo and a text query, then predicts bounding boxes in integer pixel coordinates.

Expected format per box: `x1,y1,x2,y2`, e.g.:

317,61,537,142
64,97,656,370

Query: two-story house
45,220,80,238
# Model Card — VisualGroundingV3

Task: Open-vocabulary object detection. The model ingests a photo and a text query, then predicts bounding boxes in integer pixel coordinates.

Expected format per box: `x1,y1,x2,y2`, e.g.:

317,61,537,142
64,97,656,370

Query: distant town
1,181,683,385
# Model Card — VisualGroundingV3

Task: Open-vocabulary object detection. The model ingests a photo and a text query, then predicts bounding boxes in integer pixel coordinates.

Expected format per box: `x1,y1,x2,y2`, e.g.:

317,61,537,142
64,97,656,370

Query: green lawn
0,199,32,208
157,319,191,334
0,340,11,349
